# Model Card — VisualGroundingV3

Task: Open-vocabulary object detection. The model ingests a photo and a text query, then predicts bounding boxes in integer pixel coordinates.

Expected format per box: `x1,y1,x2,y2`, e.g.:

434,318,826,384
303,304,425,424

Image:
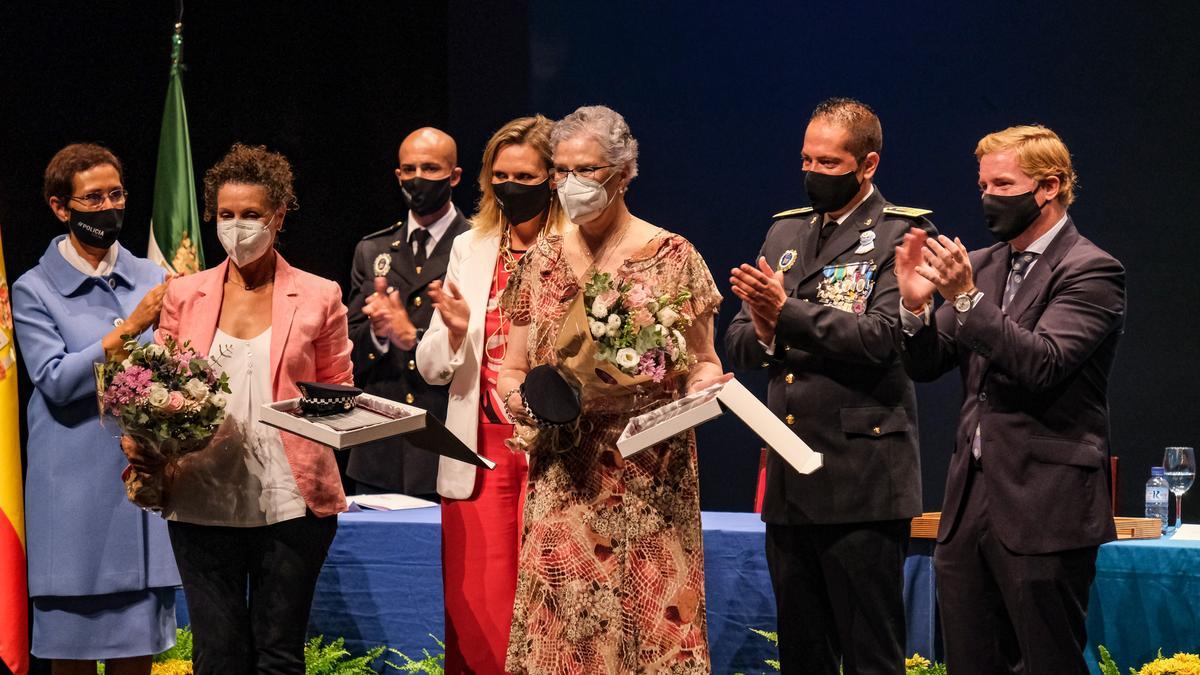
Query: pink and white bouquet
581,271,694,383
99,335,231,509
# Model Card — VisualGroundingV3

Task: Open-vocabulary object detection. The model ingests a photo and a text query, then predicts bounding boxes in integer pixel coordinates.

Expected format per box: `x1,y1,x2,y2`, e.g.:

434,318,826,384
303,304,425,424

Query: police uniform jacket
726,188,935,525
345,207,471,493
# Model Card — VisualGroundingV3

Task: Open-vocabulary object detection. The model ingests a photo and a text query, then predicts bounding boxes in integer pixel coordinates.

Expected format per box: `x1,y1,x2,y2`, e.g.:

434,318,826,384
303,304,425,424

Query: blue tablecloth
176,508,938,671
1085,534,1200,673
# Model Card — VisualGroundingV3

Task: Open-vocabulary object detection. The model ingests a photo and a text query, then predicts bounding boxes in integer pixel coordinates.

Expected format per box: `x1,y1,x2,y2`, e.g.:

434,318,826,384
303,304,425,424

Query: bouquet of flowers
98,335,231,510
579,271,694,383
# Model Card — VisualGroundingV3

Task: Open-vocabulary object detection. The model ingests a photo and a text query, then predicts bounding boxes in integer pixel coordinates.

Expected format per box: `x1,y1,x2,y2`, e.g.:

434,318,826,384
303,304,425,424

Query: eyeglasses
552,165,616,181
69,189,129,209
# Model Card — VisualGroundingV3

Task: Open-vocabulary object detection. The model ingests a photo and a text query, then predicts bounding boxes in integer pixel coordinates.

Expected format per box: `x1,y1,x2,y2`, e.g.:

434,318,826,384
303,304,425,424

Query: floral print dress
501,232,721,674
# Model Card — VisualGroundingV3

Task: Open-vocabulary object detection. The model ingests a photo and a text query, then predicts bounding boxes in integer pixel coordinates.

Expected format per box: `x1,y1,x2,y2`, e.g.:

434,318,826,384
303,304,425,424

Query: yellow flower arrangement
906,654,932,668
150,660,192,675
1137,652,1200,675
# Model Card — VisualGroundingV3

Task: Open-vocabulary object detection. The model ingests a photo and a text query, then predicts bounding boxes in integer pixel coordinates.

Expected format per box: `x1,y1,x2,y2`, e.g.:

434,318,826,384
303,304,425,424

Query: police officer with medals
726,98,935,675
346,127,470,498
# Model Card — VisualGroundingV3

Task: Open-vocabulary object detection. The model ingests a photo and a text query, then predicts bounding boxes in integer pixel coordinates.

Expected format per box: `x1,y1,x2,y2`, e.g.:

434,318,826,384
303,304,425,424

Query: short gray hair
551,105,639,181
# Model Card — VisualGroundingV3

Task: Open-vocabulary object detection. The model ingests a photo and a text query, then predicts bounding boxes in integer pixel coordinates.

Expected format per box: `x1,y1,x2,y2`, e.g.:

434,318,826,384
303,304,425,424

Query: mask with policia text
804,169,862,214
981,191,1047,242
557,172,618,224
68,207,124,249
217,215,276,268
494,179,552,225
401,176,453,216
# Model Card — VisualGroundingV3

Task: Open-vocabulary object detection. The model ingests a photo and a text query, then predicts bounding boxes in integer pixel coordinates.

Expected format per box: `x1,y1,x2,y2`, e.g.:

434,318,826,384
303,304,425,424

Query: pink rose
163,391,186,413
626,284,650,308
632,308,655,329
598,288,620,309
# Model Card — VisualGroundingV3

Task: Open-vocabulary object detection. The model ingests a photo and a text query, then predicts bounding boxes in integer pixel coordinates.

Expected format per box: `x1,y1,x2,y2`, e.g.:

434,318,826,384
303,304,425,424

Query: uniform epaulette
882,206,932,219
773,206,814,219
361,221,403,240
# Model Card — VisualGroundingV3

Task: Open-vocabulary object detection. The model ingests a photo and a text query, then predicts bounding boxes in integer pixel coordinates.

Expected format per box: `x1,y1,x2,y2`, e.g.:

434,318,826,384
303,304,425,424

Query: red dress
441,250,529,674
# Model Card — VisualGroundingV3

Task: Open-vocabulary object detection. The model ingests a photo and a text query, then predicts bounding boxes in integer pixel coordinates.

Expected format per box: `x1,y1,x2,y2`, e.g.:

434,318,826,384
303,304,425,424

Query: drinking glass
1163,447,1196,530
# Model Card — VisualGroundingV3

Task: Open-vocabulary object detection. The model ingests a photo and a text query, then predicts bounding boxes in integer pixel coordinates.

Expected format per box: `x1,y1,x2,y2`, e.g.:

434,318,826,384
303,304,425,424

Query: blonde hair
473,115,566,237
975,125,1077,205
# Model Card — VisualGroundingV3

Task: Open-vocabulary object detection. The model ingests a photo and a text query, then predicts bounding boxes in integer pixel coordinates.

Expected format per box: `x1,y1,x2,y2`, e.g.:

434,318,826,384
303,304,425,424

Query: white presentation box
261,393,495,469
617,378,823,475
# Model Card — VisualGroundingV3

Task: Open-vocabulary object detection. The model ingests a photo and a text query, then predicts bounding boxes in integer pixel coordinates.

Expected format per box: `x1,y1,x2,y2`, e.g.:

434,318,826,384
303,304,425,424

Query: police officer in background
726,98,934,674
346,127,471,498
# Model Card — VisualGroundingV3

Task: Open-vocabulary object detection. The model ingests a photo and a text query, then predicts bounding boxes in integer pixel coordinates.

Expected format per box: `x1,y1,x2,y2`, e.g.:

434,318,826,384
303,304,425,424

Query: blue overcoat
12,236,180,597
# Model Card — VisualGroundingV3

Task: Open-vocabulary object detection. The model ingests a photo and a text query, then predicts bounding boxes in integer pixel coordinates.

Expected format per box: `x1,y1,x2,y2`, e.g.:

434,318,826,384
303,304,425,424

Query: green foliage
1098,645,1121,675
384,635,446,674
304,635,385,675
155,627,194,662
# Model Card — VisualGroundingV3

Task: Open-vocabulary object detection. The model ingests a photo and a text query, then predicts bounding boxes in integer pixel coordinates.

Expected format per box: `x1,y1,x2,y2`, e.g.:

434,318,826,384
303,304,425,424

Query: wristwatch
954,289,982,313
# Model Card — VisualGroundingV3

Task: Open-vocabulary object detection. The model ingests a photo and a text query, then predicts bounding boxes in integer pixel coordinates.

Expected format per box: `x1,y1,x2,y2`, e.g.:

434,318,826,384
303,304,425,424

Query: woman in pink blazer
135,144,351,673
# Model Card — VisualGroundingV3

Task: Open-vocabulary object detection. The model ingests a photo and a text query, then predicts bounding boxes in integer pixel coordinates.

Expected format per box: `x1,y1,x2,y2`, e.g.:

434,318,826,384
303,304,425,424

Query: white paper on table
345,493,438,511
1168,523,1200,541
616,378,822,475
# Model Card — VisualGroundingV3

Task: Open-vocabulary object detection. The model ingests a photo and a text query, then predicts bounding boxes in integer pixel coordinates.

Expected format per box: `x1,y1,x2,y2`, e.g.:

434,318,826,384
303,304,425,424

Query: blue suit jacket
13,236,180,596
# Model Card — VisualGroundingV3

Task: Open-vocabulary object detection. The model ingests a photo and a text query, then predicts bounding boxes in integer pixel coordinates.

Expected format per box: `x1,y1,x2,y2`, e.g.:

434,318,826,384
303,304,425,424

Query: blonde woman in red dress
416,115,567,673
497,105,728,674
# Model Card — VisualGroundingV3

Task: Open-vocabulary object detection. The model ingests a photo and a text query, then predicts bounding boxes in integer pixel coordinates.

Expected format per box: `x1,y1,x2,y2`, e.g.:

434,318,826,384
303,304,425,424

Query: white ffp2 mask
557,172,618,224
217,215,275,268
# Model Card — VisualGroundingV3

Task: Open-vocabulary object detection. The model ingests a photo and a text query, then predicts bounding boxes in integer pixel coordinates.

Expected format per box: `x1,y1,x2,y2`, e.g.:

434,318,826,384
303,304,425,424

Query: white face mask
557,171,619,224
217,214,276,268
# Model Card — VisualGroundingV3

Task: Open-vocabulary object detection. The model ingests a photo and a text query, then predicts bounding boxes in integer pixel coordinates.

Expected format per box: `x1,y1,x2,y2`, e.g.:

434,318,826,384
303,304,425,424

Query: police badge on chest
816,261,877,314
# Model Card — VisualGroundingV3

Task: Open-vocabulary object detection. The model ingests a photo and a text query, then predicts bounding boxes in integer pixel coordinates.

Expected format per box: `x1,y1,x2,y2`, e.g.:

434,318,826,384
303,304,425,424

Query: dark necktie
1003,250,1039,312
974,249,1041,462
817,218,839,253
409,228,431,273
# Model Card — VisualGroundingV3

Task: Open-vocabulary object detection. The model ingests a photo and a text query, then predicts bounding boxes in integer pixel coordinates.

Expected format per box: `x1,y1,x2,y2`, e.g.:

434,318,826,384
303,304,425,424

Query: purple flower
638,349,668,383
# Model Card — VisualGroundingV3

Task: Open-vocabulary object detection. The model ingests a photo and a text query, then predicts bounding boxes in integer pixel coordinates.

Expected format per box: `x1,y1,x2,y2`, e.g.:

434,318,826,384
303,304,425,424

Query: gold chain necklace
578,218,632,273
499,226,521,273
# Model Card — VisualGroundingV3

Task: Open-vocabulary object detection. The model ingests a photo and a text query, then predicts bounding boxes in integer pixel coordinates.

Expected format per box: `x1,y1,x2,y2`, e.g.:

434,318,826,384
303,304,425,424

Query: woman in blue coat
12,144,179,673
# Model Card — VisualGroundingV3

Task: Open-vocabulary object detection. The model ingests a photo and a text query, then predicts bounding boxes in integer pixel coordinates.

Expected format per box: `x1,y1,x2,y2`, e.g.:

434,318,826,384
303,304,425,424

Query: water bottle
1145,467,1169,533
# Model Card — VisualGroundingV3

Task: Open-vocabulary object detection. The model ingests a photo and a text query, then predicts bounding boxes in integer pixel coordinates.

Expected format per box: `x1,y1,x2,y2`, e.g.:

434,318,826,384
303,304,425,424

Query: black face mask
67,207,124,249
401,176,453,216
981,191,1046,242
804,169,862,214
494,179,552,225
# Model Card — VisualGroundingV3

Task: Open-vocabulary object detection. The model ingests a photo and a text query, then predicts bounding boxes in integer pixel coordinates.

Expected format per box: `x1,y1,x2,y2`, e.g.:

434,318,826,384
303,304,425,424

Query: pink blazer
158,253,353,517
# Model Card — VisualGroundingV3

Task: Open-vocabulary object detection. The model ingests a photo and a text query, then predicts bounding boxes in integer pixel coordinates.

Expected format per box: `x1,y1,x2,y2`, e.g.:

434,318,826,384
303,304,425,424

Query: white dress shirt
58,236,117,277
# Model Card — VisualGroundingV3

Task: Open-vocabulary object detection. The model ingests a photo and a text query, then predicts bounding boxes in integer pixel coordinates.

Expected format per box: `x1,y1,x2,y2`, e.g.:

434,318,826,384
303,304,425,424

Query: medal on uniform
373,253,392,277
855,230,876,254
778,249,798,272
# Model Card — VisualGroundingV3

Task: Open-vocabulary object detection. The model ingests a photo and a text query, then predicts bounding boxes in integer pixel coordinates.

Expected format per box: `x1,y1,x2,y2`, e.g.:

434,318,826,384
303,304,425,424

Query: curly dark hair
43,143,123,205
202,143,297,221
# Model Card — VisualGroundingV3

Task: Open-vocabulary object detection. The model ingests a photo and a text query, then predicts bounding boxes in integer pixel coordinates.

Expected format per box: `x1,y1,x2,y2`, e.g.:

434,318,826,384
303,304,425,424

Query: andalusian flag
148,22,203,274
0,230,28,675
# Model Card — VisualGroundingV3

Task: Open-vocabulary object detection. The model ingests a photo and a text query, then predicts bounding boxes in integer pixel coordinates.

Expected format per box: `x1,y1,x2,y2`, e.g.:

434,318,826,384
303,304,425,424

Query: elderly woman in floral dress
497,105,727,674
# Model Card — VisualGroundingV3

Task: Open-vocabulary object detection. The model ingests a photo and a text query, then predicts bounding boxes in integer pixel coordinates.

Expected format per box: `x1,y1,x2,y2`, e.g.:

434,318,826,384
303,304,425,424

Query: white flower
143,344,168,360
146,384,169,408
121,358,133,370
607,314,622,332
210,393,227,410
615,348,640,369
657,307,680,328
590,297,609,319
672,329,687,359
182,377,210,400
589,319,608,338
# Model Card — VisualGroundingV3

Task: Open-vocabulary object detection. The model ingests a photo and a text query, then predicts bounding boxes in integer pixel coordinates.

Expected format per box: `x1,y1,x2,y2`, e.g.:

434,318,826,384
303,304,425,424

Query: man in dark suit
346,127,471,499
726,98,934,675
895,125,1125,674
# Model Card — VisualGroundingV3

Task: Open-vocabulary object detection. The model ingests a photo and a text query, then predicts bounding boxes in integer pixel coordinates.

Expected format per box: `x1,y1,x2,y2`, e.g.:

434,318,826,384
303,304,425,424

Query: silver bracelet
501,386,522,423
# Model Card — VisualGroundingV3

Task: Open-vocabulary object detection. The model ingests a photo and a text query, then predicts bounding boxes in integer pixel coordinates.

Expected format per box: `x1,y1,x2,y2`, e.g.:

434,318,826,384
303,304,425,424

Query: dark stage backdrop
1,1,1198,522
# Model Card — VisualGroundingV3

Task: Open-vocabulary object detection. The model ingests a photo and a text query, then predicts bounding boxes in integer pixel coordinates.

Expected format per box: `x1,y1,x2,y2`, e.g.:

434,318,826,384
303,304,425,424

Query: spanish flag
0,229,28,675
